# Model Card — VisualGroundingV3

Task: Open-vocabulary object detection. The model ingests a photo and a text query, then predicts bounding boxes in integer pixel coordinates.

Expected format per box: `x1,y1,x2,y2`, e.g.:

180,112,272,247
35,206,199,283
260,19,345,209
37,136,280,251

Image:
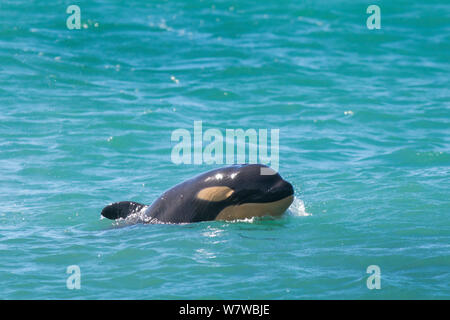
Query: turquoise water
1,0,449,299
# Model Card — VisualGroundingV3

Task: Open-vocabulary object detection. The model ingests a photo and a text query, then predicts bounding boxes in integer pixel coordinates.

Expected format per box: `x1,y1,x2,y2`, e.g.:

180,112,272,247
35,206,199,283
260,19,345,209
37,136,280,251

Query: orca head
195,164,294,220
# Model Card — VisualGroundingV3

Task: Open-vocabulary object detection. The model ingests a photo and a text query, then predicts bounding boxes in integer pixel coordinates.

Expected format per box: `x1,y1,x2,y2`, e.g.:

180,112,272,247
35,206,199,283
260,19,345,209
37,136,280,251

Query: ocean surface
1,0,449,299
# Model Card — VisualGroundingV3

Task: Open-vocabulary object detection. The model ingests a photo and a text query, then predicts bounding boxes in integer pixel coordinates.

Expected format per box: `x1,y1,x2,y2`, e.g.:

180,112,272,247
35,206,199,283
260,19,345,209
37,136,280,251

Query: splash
111,206,174,226
288,197,311,217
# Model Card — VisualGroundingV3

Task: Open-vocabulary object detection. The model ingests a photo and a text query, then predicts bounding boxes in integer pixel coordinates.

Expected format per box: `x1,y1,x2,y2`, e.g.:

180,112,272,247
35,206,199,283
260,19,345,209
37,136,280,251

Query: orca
101,164,294,224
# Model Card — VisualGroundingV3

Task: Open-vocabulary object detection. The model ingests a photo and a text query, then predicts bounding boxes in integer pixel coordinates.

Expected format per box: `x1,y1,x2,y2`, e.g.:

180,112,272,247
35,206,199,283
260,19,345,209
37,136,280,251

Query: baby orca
101,164,294,224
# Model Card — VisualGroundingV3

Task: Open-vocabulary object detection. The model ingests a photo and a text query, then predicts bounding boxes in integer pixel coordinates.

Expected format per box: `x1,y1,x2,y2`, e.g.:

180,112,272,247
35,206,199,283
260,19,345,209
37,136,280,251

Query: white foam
227,217,257,224
288,197,311,217
112,206,171,225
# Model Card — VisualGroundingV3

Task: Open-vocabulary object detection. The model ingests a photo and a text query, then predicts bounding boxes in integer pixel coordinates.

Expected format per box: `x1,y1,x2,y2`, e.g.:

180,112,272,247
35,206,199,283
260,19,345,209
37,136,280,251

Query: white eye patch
196,186,234,202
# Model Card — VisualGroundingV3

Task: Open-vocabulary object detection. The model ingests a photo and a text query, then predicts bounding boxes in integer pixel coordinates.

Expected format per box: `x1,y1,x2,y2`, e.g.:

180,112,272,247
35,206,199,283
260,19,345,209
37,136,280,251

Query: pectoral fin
101,201,146,220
